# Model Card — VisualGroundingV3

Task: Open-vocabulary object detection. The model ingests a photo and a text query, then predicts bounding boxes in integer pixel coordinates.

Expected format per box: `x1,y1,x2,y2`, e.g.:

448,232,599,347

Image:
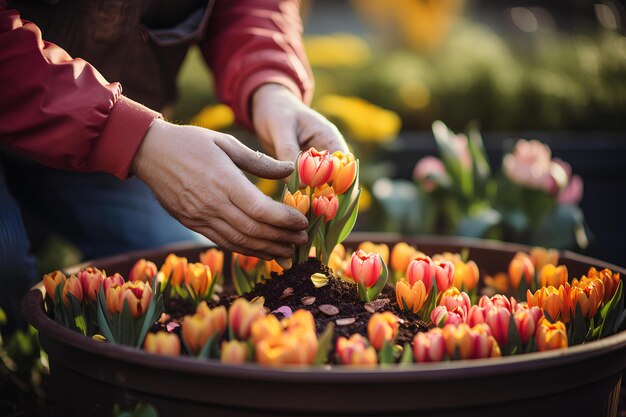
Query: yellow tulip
185,262,212,298
283,190,310,216
535,318,568,351
221,340,248,364
395,280,427,314
540,264,568,288
144,331,181,356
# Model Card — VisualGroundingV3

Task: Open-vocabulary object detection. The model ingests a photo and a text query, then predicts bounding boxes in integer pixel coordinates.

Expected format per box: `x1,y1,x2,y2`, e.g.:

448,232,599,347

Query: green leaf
119,301,135,347
503,313,522,356
287,151,303,193
314,322,335,365
366,256,389,302
432,120,473,198
379,340,394,365
570,303,588,345
136,294,163,348
232,261,252,295
399,343,413,366
96,283,116,344
336,191,361,244
601,280,624,337
197,334,219,359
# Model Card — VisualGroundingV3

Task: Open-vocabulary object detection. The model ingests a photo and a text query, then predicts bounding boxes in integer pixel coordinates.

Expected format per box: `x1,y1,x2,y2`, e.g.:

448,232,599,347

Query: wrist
130,119,171,180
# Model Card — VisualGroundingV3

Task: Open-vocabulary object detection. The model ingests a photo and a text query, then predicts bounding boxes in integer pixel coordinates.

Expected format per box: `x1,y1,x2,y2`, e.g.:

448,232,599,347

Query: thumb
215,134,294,179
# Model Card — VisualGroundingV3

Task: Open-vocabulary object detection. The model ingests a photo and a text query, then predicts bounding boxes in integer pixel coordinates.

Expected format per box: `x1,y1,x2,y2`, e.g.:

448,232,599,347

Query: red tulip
433,260,455,292
485,306,510,347
297,148,335,188
413,328,446,362
312,192,339,222
350,250,383,288
77,267,105,302
406,257,434,293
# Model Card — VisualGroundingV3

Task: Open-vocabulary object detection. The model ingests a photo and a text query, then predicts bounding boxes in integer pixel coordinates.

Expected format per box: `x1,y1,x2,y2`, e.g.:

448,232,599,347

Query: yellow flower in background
191,103,234,131
304,33,372,68
315,95,401,144
358,186,372,213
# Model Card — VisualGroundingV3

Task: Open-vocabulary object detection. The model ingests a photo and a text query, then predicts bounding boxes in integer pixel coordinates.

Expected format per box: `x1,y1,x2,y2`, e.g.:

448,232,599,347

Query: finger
207,217,294,259
298,114,349,154
219,204,308,247
215,134,294,179
194,225,273,261
267,119,300,163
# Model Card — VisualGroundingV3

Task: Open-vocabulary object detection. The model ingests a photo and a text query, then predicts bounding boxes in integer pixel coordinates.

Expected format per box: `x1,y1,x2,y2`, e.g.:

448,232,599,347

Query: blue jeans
0,156,204,329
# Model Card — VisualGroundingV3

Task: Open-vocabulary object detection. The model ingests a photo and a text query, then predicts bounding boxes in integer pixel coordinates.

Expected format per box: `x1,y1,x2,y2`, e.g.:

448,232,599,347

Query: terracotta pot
22,233,626,417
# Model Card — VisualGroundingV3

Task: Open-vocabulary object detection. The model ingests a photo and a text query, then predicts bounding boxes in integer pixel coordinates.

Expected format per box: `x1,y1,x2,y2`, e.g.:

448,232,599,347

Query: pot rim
24,234,626,384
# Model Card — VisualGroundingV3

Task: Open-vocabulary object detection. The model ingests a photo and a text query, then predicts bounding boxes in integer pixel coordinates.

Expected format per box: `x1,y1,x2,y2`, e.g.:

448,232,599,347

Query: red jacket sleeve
201,0,314,129
0,2,161,179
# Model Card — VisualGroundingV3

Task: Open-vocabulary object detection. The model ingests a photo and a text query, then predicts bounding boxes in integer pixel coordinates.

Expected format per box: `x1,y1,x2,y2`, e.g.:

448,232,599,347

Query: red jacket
0,0,313,179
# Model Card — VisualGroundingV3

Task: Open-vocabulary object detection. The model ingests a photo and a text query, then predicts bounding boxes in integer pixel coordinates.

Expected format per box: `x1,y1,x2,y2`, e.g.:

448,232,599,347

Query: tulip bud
43,270,67,300
221,340,248,364
185,262,212,298
569,277,604,319
530,247,559,272
62,276,83,306
406,257,434,293
77,267,105,302
144,331,181,356
433,260,455,293
535,318,568,351
236,253,260,272
312,192,339,222
485,306,510,347
469,323,494,359
509,252,535,289
129,259,157,284
514,308,541,345
118,281,152,318
587,267,620,303
327,244,347,275
358,241,390,266
367,312,398,351
297,148,335,188
439,287,471,316
479,294,515,313
330,151,357,195
527,285,570,323
283,190,310,216
160,254,188,287
390,242,419,277
251,314,283,345
442,323,473,360
453,260,479,291
104,273,125,296
350,250,384,289
396,280,427,314
540,264,568,288
199,248,224,278
413,328,446,362
229,298,266,340
336,334,378,366
182,303,227,355
431,305,464,327
466,305,486,327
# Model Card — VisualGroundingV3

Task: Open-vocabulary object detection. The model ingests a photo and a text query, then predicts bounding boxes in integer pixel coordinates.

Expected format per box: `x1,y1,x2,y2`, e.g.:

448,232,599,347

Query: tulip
128,259,157,285
182,303,227,355
221,340,248,364
229,298,266,340
483,272,509,294
453,260,479,291
43,270,67,300
527,285,570,323
540,264,568,288
469,323,494,359
431,305,464,327
535,318,568,351
439,287,471,316
433,260,455,293
367,312,398,351
466,305,486,327
479,294,516,313
264,259,284,275
62,275,83,306
514,307,542,345
503,139,559,192
485,306,510,347
144,331,181,356
251,314,283,345
282,309,316,334
442,323,473,360
103,273,125,296
77,267,105,302
413,156,450,193
160,254,188,287
587,267,620,303
105,284,123,315
350,250,383,288
336,334,378,366
390,242,419,277
236,253,260,272
283,190,310,216
508,252,535,289
530,247,559,272
569,277,604,319
312,192,339,222
327,244,347,275
413,328,446,362
358,241,390,266
199,248,224,279
185,262,212,298
395,280,427,314
118,281,152,318
406,257,434,293
330,151,357,195
256,329,318,366
297,148,335,188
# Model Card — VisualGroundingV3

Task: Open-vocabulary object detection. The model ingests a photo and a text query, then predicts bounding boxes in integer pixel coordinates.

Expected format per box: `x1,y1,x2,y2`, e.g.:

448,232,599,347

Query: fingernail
276,257,292,270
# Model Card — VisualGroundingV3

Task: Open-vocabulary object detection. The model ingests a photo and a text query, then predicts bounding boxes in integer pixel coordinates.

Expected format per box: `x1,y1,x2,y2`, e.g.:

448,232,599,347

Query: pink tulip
413,156,450,193
466,305,487,327
77,267,105,302
479,294,516,313
503,139,558,193
103,273,125,296
440,290,471,317
469,323,493,359
312,193,339,222
413,329,446,362
485,306,511,347
297,148,335,188
406,257,434,293
433,260,455,293
350,250,383,288
514,306,543,344
431,305,464,327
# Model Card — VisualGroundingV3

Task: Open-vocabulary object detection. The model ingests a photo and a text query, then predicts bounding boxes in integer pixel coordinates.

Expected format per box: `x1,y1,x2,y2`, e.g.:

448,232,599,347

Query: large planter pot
23,233,626,417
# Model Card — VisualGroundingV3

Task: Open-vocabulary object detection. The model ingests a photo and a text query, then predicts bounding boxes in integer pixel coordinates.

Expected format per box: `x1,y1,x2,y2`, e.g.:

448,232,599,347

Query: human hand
130,119,308,261
252,84,349,162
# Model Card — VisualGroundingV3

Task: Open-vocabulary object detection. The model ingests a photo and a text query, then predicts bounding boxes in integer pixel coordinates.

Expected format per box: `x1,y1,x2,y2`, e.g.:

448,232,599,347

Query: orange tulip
312,192,339,222
185,262,212,298
508,252,535,289
297,147,335,188
540,264,568,288
144,331,181,356
367,312,398,351
535,317,568,351
390,242,419,277
396,280,427,314
351,250,383,288
413,328,446,362
118,281,152,318
62,275,83,306
587,267,620,303
330,151,357,195
483,272,509,294
236,253,260,272
255,329,318,366
199,248,224,278
327,244,348,275
527,285,570,323
283,190,310,216
264,259,284,275
182,303,227,355
221,340,248,364
530,247,559,271
77,267,105,302
442,323,473,360
43,270,67,300
336,334,377,366
160,254,188,287
453,260,479,291
358,241,390,265
251,314,283,345
128,259,157,285
229,298,266,340
570,277,604,319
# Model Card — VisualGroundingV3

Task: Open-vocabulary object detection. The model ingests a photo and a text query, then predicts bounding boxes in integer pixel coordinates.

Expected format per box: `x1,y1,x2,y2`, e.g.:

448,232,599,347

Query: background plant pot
23,233,626,417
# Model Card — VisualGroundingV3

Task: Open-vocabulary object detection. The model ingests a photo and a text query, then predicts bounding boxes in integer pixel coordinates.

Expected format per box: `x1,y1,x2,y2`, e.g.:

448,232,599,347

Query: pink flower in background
553,158,583,205
449,134,473,171
413,156,450,192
